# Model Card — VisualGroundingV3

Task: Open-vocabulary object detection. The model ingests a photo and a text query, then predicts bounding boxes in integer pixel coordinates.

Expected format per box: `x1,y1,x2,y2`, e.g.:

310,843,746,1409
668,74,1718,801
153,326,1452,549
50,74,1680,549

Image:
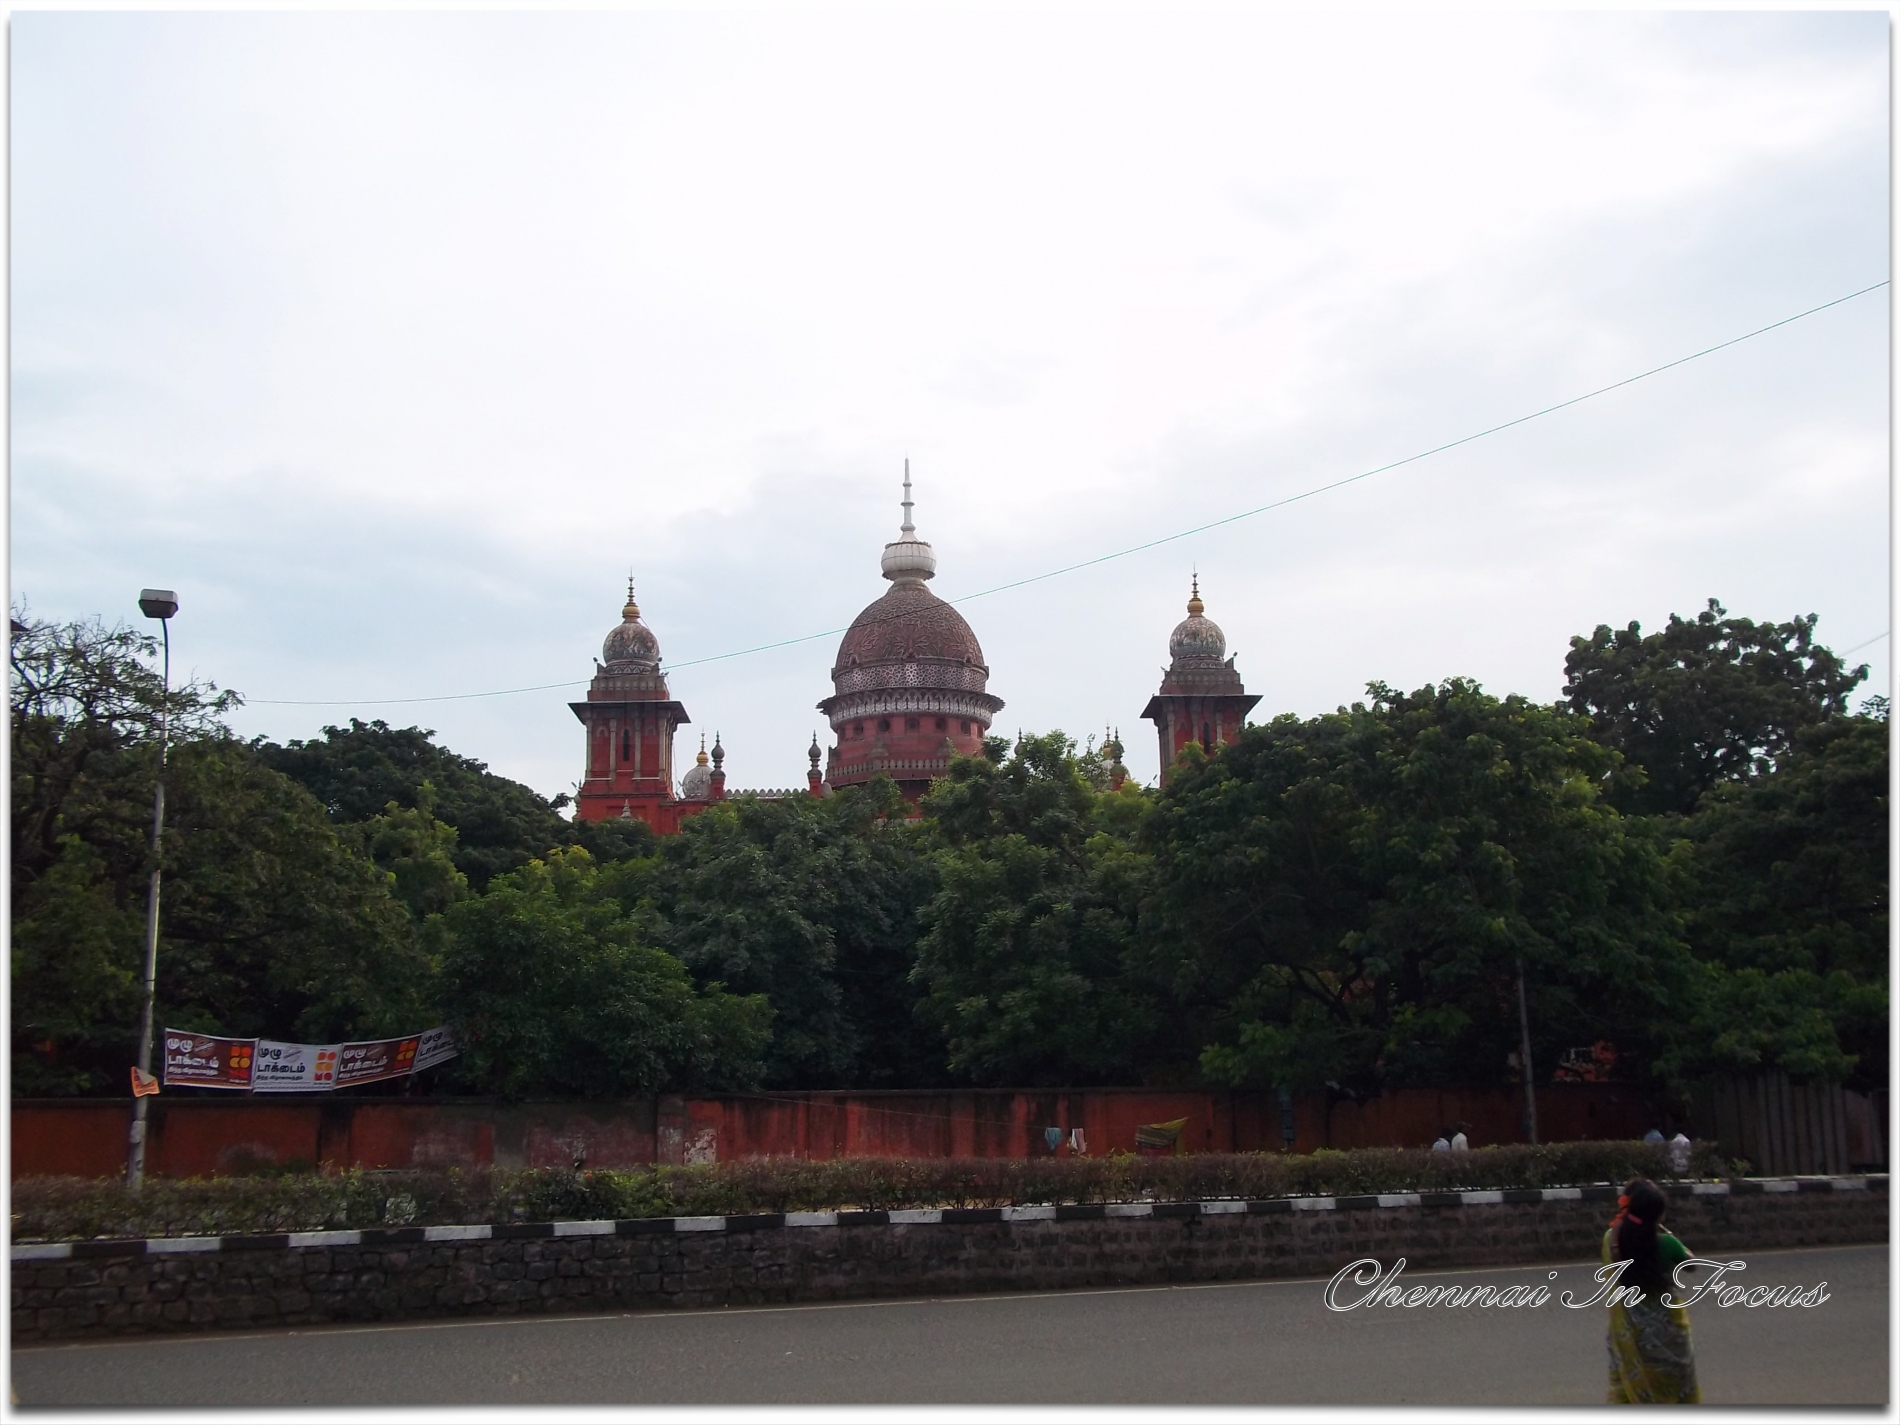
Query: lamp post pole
1515,955,1539,1146
126,590,177,1190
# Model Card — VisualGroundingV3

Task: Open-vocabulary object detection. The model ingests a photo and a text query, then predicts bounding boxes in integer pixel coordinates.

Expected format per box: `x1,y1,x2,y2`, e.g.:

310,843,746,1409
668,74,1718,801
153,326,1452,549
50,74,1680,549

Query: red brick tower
818,468,1004,803
571,581,694,830
1141,577,1260,787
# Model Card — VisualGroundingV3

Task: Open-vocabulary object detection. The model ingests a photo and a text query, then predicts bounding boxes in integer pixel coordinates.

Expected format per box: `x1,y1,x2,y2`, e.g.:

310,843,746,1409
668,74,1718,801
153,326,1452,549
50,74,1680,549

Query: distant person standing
1604,1178,1700,1404
1643,1128,1665,1145
1449,1123,1470,1152
1431,1131,1452,1152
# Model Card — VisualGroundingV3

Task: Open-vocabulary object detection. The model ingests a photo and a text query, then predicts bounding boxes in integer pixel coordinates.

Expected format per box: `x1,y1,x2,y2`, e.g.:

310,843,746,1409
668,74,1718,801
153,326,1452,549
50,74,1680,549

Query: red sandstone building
571,475,1255,828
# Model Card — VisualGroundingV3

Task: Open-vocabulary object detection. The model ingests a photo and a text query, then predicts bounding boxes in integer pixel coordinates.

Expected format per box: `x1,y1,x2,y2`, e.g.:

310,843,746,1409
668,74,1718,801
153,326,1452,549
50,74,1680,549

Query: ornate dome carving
834,583,987,674
680,739,712,799
1168,576,1226,663
603,582,661,670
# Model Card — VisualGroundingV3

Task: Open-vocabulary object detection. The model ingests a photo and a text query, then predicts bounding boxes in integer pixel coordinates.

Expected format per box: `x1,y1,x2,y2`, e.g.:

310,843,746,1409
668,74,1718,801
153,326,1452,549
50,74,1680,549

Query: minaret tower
1140,576,1260,787
571,579,694,830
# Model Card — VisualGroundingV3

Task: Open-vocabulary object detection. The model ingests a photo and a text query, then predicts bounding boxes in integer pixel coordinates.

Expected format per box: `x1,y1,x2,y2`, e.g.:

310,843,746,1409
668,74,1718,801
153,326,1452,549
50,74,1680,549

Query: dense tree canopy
1146,681,1689,1097
256,719,579,890
1563,599,1866,817
644,781,944,1089
433,848,772,1098
12,596,1887,1105
911,733,1171,1085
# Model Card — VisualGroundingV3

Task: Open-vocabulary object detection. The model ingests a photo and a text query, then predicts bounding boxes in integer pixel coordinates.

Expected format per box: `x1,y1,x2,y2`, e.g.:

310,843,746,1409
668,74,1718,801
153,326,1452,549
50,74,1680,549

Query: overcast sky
13,10,1889,799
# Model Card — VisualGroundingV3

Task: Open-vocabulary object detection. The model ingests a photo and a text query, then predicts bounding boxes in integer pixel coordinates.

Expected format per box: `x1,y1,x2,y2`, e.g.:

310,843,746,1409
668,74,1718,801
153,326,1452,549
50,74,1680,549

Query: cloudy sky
13,10,1888,798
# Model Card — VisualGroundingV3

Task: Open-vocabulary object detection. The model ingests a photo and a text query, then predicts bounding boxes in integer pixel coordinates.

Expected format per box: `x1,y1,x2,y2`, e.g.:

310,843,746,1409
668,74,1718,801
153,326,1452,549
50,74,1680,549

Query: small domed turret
603,579,662,670
680,734,713,800
1168,575,1226,662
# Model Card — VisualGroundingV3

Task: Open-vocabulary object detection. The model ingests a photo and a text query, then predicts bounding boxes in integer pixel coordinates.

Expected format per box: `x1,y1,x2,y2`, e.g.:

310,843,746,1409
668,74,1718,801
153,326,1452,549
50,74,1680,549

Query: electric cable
246,280,1889,707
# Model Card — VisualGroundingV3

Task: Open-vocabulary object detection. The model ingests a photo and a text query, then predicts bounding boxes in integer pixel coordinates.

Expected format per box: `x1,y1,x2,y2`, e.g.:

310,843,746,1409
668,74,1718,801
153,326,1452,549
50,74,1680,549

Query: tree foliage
1563,599,1865,817
13,594,1887,1104
644,781,943,1089
256,719,577,890
433,847,772,1098
1146,682,1689,1097
911,733,1169,1085
11,612,432,1095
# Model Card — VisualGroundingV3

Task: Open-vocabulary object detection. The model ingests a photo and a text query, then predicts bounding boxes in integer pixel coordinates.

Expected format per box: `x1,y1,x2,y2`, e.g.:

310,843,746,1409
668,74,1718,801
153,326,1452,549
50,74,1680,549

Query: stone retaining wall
13,1176,1886,1342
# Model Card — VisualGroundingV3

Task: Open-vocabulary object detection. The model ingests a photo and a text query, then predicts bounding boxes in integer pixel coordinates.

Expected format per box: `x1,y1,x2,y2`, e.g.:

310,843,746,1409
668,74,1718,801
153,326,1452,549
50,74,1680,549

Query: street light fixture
126,589,177,1190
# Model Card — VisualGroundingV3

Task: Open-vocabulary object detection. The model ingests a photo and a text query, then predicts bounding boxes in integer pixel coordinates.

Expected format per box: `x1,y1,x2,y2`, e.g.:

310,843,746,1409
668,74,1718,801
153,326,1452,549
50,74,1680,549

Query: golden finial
695,733,709,766
1187,573,1204,617
623,574,640,621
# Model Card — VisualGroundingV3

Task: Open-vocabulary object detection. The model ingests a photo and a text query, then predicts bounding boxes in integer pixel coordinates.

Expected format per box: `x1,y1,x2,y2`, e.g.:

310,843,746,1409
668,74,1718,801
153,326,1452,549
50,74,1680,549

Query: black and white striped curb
13,1174,1883,1262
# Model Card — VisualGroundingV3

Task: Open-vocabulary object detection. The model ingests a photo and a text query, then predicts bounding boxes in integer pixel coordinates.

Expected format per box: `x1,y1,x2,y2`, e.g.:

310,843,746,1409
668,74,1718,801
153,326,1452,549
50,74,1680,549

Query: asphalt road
11,1244,1885,1407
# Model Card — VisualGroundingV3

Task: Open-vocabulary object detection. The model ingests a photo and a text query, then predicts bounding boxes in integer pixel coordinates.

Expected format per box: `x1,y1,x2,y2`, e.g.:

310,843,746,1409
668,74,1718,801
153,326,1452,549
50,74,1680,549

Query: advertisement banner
161,1031,256,1089
411,1026,458,1074
333,1034,422,1088
158,1026,455,1091
251,1040,341,1093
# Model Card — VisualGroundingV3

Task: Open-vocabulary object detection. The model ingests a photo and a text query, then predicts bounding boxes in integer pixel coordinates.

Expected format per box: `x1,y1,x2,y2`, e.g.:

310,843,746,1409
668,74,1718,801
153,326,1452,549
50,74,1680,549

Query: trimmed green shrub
9,1139,1735,1242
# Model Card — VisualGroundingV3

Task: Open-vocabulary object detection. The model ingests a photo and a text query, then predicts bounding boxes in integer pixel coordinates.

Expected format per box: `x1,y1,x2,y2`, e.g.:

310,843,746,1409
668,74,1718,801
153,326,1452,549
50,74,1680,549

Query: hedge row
11,1140,1731,1242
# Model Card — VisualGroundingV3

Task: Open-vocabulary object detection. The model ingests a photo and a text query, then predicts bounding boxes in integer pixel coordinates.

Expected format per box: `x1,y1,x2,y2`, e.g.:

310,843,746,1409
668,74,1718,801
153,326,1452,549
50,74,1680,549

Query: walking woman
1604,1177,1700,1404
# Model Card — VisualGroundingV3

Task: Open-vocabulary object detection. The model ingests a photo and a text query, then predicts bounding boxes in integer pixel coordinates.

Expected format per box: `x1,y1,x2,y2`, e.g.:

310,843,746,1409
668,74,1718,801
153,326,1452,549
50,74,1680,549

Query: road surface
11,1244,1884,1407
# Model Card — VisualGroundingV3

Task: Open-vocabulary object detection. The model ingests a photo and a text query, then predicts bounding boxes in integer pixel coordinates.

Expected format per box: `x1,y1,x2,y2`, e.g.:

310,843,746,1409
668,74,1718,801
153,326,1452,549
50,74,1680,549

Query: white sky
12,9,1890,798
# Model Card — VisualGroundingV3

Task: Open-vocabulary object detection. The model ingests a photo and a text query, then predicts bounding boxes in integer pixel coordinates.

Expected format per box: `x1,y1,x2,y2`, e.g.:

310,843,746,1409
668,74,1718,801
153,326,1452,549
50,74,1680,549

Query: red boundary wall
11,1085,1675,1179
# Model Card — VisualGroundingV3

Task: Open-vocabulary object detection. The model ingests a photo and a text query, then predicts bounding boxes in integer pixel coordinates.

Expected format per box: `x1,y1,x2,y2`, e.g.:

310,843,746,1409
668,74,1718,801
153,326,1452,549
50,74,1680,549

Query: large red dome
833,583,987,676
817,475,1003,798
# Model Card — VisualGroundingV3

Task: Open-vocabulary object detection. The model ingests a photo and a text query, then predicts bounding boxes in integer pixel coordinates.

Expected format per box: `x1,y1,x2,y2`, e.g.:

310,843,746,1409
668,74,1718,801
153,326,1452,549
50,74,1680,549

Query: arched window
935,717,947,732
1201,721,1213,750
622,728,631,762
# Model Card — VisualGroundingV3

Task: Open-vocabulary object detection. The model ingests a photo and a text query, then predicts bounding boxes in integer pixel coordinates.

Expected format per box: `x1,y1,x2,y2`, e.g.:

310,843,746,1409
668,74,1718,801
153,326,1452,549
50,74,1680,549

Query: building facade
572,479,1257,824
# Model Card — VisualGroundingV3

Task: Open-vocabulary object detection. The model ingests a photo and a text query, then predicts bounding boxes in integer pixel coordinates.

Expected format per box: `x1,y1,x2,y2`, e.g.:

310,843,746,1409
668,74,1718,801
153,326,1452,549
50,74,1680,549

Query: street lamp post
126,589,178,1190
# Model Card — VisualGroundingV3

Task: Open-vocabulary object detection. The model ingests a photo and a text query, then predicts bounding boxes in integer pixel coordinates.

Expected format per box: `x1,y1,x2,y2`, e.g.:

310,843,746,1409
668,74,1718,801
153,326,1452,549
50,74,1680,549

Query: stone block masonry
12,1177,1886,1342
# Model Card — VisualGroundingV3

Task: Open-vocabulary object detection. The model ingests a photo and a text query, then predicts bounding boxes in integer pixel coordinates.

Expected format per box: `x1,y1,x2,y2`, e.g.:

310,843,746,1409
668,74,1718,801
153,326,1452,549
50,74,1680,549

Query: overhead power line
248,280,1890,707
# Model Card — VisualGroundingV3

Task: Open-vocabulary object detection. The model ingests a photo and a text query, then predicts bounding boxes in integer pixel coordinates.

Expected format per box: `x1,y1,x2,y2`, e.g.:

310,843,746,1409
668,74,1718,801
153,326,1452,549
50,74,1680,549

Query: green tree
1147,682,1688,1097
344,798,470,919
256,719,576,890
1669,712,1888,1088
434,847,771,1098
911,733,1168,1085
12,738,436,1093
644,781,942,1088
11,611,434,1094
11,607,237,897
1563,599,1865,817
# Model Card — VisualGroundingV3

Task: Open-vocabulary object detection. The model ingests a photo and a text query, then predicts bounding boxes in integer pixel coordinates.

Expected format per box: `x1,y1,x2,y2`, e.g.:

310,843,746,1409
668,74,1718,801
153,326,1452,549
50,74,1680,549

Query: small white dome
880,463,937,584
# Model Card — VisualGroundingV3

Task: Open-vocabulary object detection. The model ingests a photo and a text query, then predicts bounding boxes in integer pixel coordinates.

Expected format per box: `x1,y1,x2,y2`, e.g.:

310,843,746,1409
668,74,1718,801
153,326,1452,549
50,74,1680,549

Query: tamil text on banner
251,1040,341,1093
334,1034,421,1088
411,1026,458,1074
161,1031,255,1089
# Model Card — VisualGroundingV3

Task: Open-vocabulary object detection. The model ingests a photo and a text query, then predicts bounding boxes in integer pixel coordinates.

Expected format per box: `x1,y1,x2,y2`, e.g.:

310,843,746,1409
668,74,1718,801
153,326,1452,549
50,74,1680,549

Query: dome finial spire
624,573,640,620
1187,571,1204,617
879,460,937,583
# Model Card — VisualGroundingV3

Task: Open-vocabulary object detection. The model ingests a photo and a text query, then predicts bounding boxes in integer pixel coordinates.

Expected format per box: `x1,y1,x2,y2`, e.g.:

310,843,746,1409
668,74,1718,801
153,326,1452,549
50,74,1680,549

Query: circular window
906,717,919,731
935,717,947,731
878,718,891,733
